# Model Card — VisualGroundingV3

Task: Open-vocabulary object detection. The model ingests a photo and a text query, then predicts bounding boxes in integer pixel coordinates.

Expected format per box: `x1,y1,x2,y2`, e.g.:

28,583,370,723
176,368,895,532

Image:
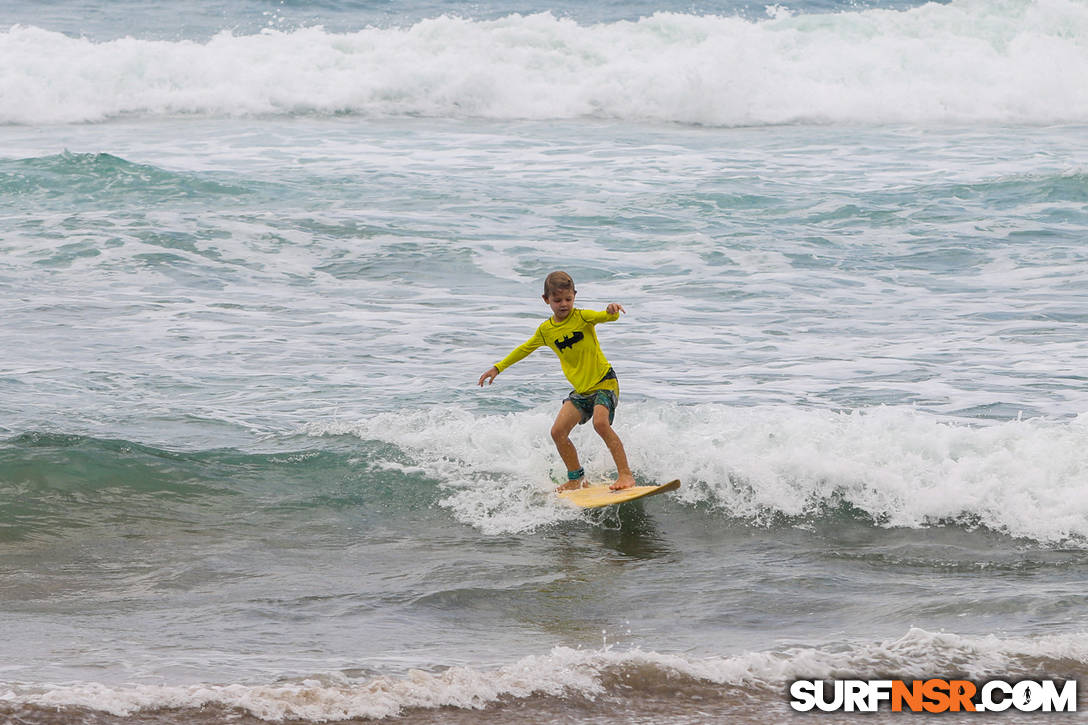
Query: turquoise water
2,1,1088,721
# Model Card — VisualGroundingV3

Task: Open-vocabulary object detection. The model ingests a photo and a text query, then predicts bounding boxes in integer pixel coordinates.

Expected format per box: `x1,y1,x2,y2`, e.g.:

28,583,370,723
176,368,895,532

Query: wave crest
310,404,1088,543
5,629,1086,720
4,1,1088,125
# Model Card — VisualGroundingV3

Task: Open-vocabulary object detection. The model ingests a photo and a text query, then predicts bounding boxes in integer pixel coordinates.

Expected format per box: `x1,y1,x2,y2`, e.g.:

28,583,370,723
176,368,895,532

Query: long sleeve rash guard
494,308,620,395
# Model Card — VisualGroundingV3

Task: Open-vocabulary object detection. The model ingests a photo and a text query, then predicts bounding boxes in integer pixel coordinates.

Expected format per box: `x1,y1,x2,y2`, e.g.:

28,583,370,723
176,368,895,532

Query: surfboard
557,479,680,509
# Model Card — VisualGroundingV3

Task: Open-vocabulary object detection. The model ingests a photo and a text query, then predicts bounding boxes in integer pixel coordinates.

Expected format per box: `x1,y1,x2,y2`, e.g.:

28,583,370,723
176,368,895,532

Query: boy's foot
608,475,636,491
556,477,585,492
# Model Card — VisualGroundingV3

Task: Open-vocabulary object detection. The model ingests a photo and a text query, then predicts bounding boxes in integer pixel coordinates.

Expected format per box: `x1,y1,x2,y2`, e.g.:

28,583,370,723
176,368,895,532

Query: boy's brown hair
543,270,576,298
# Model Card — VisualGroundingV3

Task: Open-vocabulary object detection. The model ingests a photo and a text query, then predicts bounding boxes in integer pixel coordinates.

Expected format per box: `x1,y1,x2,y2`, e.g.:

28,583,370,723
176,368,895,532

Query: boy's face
543,289,576,321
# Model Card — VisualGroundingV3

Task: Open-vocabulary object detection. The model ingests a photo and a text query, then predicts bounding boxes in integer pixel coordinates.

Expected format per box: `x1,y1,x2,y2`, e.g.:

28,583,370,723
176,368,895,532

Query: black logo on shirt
555,331,584,352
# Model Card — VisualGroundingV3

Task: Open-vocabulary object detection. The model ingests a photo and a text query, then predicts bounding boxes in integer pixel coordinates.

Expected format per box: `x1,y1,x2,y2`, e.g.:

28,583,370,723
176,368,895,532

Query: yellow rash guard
494,308,620,395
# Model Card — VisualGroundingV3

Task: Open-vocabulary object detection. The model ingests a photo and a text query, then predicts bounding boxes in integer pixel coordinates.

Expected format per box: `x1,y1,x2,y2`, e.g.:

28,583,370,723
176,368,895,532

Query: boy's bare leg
592,405,636,490
551,401,586,491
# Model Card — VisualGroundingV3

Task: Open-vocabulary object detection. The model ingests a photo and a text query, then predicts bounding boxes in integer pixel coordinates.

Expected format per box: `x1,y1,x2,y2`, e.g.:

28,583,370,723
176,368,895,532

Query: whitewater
3,1,1088,125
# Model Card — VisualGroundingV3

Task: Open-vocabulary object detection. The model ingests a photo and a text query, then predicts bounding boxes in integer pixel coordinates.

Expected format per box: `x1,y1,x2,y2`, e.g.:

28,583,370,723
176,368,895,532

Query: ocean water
2,0,1088,722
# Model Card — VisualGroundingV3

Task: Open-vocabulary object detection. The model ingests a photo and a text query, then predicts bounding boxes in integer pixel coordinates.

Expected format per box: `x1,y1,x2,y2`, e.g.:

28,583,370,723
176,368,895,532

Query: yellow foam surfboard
557,479,680,509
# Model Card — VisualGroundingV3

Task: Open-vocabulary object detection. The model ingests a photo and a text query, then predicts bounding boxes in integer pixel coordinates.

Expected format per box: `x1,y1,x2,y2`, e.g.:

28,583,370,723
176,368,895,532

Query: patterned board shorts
565,389,618,425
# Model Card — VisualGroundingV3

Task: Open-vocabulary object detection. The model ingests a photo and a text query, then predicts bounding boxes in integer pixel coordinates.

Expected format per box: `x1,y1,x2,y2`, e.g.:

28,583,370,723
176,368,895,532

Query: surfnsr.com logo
789,679,1077,713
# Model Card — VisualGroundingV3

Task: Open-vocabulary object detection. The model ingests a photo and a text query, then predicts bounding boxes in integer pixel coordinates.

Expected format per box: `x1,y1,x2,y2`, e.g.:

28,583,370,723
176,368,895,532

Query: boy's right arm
478,328,545,386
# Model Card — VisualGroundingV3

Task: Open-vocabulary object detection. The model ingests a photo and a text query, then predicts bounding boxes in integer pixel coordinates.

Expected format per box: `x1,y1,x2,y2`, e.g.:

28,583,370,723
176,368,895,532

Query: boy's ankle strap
567,467,584,481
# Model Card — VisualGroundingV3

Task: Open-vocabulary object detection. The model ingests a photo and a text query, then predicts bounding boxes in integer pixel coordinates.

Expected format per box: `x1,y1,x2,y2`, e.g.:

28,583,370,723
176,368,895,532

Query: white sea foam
309,403,1088,542
3,0,1088,125
5,629,1085,719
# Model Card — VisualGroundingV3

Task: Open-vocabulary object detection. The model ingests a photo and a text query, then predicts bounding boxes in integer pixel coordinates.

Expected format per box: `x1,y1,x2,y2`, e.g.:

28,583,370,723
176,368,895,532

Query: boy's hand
606,303,626,315
478,366,499,386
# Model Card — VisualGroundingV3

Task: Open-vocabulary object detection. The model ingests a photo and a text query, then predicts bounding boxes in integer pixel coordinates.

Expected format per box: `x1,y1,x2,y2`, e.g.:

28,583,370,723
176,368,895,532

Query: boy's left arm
581,304,626,323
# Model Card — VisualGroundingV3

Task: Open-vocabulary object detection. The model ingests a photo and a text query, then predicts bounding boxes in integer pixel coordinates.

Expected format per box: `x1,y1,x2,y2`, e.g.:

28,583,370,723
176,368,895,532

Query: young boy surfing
478,271,636,492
